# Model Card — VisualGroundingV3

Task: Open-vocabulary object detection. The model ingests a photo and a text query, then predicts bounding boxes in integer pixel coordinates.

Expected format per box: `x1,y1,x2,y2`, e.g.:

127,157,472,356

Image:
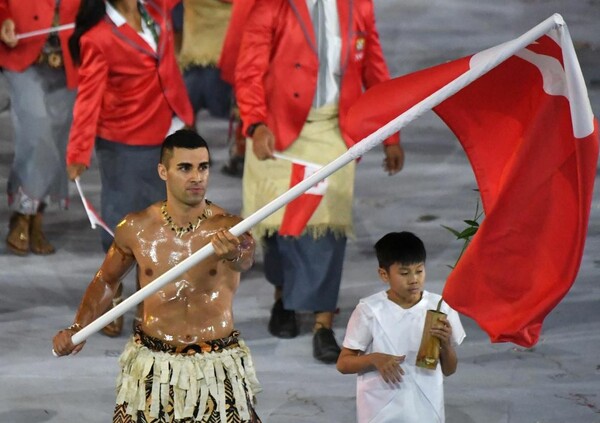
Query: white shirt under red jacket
233,0,400,151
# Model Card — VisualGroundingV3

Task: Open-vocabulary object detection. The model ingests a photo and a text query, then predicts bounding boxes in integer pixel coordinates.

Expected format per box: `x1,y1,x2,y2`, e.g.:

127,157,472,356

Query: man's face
379,261,425,308
158,147,210,207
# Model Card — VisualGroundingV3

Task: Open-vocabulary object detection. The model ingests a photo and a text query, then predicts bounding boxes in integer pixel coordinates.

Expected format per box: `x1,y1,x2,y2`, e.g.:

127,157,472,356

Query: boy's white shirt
342,290,466,423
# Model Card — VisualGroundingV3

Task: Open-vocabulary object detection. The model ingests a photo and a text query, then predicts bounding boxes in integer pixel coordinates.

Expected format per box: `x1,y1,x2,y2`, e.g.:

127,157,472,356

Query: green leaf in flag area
441,225,461,237
443,194,484,269
458,226,478,239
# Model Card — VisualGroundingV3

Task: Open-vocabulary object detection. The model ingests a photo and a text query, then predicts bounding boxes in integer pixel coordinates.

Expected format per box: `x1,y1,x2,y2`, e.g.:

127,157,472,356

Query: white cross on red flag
279,160,328,237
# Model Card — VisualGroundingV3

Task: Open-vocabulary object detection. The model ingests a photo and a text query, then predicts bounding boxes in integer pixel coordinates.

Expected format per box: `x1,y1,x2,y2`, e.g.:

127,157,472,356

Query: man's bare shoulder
113,203,162,243
208,203,243,227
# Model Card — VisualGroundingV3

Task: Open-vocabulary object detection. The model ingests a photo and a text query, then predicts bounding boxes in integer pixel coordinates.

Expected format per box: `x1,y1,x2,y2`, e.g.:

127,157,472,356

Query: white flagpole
65,14,564,348
16,23,75,40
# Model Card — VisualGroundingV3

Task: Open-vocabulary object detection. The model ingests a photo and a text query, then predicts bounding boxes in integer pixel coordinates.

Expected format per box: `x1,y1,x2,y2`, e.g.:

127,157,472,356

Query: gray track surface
0,1,599,422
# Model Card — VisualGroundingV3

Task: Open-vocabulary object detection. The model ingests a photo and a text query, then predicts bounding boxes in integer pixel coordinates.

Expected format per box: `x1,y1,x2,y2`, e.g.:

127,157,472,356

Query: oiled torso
123,204,244,345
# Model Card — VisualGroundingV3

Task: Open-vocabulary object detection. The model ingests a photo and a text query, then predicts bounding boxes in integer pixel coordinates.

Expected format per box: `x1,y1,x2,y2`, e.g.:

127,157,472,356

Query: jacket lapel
288,0,318,55
288,0,353,70
111,23,157,58
105,0,159,59
145,0,168,59
337,0,352,73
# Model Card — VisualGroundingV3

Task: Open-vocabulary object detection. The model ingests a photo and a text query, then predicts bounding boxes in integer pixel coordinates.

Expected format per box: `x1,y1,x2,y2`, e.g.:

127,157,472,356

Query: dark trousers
96,138,166,252
263,231,347,311
184,65,232,119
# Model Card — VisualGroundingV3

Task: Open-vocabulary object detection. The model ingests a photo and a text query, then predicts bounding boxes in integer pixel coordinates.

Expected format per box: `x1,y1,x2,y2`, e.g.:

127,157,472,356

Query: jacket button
33,15,39,20
293,92,299,98
295,63,301,69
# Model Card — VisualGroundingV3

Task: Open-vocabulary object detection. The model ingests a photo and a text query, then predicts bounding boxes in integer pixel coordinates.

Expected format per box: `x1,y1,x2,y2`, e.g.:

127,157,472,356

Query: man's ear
158,163,167,181
378,267,389,283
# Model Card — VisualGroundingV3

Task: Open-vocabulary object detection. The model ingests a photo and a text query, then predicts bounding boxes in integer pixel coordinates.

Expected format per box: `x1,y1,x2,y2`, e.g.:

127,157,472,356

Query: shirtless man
53,129,261,422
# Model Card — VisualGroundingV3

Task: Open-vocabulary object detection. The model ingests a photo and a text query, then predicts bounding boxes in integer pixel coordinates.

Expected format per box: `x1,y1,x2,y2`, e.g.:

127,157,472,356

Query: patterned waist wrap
178,0,231,69
242,104,355,239
135,326,240,354
115,327,262,422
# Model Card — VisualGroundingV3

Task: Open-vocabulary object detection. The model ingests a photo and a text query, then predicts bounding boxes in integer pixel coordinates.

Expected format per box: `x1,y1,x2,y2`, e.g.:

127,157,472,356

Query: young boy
337,232,465,423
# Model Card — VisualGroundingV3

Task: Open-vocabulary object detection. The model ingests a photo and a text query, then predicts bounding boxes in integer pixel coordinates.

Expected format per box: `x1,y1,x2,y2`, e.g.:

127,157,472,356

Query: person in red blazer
67,0,193,170
0,0,79,85
0,0,80,256
236,0,404,155
235,0,404,364
66,0,193,337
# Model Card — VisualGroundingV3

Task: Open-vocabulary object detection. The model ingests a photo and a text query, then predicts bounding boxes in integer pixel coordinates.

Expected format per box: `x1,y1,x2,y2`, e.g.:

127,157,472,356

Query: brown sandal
6,213,31,256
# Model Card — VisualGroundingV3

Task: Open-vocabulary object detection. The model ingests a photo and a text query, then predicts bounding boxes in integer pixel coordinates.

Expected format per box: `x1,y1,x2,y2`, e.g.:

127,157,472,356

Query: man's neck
164,199,208,226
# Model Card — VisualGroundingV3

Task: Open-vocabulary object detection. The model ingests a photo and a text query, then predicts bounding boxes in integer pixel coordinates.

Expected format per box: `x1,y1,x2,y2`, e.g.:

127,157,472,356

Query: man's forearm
72,272,122,327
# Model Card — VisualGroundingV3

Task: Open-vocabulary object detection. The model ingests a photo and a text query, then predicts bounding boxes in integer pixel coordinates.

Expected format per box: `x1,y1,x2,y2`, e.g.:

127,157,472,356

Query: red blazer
67,0,193,167
218,0,255,86
234,0,399,151
0,0,79,88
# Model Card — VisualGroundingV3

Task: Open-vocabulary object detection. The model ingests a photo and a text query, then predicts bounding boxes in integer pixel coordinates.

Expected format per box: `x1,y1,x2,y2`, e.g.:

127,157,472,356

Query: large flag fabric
279,159,328,237
346,14,598,347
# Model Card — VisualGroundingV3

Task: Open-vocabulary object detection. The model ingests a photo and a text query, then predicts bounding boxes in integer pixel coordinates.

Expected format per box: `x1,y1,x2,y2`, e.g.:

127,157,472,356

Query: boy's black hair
374,232,426,270
160,129,211,164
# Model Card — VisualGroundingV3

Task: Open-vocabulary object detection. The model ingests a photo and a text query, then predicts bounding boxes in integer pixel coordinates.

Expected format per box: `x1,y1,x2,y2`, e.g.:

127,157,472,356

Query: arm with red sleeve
0,1,10,23
233,0,274,137
66,37,108,170
219,0,256,85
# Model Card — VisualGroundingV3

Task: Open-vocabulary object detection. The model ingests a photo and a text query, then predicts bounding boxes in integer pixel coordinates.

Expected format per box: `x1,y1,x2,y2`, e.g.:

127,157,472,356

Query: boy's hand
430,316,453,348
370,352,405,383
